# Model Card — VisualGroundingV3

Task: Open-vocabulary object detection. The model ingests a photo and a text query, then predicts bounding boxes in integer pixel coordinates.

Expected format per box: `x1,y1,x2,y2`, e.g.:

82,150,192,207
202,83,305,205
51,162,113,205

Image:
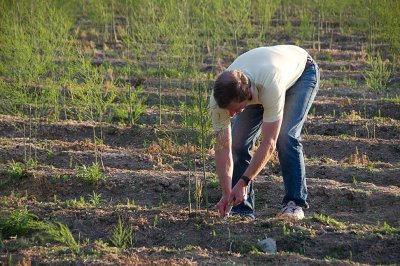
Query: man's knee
278,131,302,150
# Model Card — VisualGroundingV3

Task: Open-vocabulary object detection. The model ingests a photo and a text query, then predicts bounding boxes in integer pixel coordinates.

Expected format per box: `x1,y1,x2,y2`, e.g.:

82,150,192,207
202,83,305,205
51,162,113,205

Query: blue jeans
231,57,320,216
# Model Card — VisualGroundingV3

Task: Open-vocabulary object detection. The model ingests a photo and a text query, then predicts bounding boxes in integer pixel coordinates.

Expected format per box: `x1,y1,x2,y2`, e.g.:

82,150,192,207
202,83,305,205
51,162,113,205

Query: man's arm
230,119,282,205
243,119,281,179
214,126,233,217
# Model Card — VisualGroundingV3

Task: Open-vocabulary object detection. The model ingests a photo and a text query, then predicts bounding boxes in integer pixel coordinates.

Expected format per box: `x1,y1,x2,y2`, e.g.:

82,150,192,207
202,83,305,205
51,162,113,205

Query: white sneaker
276,201,305,220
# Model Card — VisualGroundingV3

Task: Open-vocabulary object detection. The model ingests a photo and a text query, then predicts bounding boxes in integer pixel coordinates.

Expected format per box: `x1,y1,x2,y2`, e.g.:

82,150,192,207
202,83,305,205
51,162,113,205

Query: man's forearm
215,148,233,195
214,127,233,195
242,120,281,181
243,139,276,180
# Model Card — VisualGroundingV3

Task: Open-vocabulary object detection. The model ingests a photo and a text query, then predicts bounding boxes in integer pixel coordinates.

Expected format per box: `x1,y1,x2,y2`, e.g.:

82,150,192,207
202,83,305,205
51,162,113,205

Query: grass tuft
46,222,82,255
0,209,43,238
76,162,107,185
311,213,346,230
110,217,135,249
364,52,393,91
4,160,25,180
88,191,106,206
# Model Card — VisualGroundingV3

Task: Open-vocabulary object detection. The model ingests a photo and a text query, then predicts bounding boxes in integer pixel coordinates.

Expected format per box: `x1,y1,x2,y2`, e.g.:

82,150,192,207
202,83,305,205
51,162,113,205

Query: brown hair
213,70,250,108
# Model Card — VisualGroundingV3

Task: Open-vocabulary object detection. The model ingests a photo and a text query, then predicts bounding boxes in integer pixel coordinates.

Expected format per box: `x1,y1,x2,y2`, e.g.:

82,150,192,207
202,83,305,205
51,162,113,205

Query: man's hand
229,179,248,206
216,194,231,218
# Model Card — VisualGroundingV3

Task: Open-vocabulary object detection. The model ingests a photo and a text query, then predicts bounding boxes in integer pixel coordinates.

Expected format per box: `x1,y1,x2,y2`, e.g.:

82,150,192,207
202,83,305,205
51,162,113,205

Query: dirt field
1,7,400,266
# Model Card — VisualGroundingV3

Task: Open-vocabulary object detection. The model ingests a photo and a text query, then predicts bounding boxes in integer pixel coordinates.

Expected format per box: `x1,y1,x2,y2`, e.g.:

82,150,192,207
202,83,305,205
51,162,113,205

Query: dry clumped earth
1,27,400,266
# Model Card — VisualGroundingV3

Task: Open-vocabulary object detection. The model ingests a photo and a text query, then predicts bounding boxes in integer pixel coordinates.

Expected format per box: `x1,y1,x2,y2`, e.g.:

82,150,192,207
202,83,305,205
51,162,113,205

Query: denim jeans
231,57,320,216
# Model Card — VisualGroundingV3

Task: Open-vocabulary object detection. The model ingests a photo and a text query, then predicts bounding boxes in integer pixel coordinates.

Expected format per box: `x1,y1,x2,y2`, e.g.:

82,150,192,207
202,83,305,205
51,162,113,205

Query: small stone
256,238,277,253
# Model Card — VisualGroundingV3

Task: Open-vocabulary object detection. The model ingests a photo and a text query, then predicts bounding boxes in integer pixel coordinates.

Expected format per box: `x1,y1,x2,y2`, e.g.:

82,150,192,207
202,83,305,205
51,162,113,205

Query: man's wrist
240,175,251,186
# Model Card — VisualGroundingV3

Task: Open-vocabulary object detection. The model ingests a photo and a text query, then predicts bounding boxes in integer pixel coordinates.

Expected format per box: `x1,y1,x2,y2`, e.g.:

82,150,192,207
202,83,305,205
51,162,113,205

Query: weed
311,213,346,230
126,198,136,208
345,146,370,166
310,106,316,117
110,217,135,249
279,224,313,254
46,148,55,160
94,137,104,146
88,191,106,206
0,209,43,238
3,160,24,181
208,173,220,189
299,11,313,43
94,238,111,249
364,52,392,91
153,214,159,227
46,222,82,255
24,158,38,169
384,95,400,104
374,221,400,236
0,191,29,208
284,20,293,36
122,85,147,126
65,197,87,208
51,174,70,184
340,110,362,121
282,223,294,236
76,162,107,185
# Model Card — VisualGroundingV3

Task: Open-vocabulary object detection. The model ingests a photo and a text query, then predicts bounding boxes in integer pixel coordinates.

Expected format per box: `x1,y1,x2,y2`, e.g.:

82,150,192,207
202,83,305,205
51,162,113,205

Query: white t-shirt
210,45,308,132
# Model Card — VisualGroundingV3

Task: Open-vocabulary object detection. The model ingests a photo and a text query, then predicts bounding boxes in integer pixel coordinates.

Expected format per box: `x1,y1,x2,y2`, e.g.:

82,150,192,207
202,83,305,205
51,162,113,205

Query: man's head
214,70,250,108
214,70,251,116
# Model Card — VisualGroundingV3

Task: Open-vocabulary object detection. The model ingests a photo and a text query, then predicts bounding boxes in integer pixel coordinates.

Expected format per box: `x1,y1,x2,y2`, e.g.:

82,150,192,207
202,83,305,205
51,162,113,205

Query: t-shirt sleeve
261,82,285,123
209,94,230,132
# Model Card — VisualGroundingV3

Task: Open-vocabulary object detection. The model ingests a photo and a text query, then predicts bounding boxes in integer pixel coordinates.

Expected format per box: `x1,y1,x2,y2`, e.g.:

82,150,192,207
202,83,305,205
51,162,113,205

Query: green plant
65,197,87,208
110,217,135,249
76,162,106,185
119,85,147,126
311,213,346,230
153,214,159,227
282,223,295,236
284,20,293,36
364,52,393,91
374,221,400,236
384,95,400,105
46,222,82,255
0,209,43,238
299,10,313,43
4,160,24,180
208,173,220,189
126,198,135,208
88,191,106,206
46,148,55,160
24,158,38,169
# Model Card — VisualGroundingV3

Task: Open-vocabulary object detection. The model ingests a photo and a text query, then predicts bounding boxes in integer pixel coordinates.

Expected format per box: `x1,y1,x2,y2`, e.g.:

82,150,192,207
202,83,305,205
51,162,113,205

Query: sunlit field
0,0,399,264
